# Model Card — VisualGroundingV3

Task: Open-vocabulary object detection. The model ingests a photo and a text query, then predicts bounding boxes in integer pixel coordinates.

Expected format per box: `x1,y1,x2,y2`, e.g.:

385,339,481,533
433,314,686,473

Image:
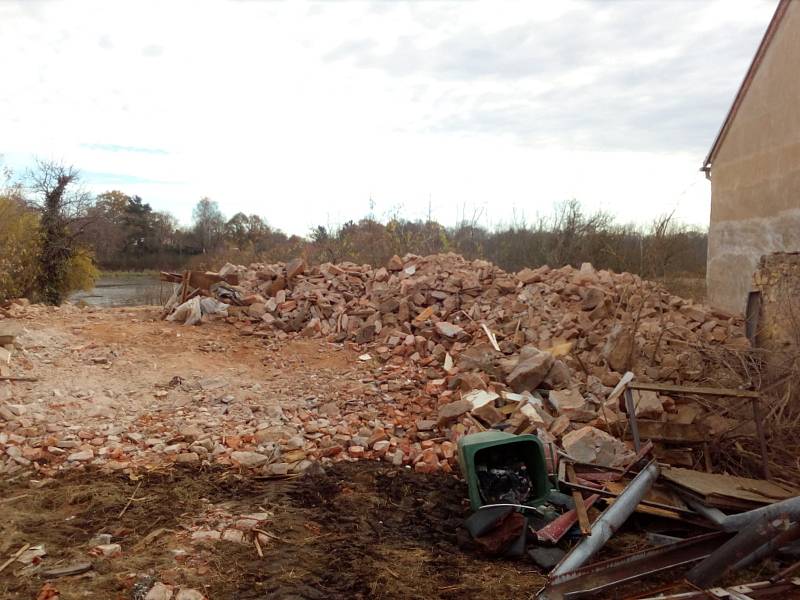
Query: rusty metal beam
687,517,792,588
537,531,729,600
636,578,800,599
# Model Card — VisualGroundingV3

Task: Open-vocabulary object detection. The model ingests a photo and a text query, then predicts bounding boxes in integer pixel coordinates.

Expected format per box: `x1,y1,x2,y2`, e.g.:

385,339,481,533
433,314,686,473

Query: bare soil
0,305,780,599
0,462,549,599
0,308,547,599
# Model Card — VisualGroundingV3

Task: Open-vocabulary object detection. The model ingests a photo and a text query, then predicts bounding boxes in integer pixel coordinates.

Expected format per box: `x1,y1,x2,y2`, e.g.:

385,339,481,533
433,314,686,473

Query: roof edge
701,0,791,174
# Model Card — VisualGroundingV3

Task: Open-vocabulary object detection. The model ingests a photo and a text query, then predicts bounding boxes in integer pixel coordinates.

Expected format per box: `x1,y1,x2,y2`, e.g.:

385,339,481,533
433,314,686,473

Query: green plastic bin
457,431,550,511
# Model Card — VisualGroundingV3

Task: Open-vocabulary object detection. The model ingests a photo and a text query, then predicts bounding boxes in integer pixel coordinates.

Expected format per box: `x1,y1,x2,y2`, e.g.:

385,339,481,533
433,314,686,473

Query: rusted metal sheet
537,531,729,600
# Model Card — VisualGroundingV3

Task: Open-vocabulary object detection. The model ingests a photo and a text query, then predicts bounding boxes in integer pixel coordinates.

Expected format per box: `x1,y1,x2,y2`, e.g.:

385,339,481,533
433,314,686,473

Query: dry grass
656,275,706,303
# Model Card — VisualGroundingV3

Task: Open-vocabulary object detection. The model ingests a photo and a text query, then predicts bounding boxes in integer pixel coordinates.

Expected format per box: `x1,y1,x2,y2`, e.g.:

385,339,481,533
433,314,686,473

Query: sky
0,0,778,235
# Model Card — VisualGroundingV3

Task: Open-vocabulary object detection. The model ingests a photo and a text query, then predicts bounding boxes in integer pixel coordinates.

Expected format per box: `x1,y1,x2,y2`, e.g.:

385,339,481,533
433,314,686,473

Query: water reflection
68,275,171,307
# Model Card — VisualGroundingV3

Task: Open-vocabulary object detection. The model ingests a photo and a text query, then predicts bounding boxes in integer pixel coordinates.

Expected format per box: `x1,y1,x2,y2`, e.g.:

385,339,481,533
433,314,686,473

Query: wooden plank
623,420,708,444
160,271,183,283
187,271,237,289
0,375,37,382
559,479,699,517
481,323,501,352
752,397,771,480
0,543,30,575
662,467,798,507
179,270,189,303
653,446,695,468
566,463,592,536
629,382,759,399
624,386,642,452
605,481,686,520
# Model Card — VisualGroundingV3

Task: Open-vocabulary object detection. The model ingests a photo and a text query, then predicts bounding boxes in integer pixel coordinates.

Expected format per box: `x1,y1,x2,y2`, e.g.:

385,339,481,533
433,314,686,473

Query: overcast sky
0,0,777,234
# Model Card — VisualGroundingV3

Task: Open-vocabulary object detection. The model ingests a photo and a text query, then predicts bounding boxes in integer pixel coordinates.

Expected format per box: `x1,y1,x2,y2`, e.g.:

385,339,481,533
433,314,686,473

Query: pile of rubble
158,253,750,473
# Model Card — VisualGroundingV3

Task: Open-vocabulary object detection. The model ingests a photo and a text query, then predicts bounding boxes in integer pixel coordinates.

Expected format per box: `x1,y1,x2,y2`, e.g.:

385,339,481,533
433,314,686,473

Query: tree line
0,160,707,305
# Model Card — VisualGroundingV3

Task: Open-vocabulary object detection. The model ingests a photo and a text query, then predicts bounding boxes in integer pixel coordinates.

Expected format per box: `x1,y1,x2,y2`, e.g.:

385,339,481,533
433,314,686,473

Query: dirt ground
0,461,553,600
0,307,550,599
0,306,783,600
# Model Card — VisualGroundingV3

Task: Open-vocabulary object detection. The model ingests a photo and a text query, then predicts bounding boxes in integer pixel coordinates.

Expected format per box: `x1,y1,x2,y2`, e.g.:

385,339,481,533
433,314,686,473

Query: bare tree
192,197,225,253
26,160,94,304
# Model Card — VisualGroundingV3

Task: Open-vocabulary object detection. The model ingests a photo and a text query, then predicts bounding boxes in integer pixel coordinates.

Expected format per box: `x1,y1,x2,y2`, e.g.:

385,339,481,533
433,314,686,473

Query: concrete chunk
506,347,554,392
562,426,633,467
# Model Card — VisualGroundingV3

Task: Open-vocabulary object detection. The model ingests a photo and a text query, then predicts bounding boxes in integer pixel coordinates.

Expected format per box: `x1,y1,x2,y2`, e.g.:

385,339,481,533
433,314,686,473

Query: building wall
707,0,800,314
751,253,800,396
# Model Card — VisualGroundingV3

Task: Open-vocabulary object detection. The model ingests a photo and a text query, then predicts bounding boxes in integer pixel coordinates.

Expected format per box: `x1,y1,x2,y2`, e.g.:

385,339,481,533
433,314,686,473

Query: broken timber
625,381,770,479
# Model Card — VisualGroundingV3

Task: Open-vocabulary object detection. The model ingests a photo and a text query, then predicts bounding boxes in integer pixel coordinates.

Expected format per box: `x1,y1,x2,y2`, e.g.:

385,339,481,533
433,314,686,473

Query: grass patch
99,269,161,278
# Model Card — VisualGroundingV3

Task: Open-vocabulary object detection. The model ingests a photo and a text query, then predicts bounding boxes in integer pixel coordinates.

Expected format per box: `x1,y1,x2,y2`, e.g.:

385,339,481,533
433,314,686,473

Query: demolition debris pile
156,252,751,474
2,255,797,599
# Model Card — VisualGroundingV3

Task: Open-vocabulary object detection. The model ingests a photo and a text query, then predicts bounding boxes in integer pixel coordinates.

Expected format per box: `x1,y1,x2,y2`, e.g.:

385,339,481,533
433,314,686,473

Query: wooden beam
566,463,592,536
628,382,759,399
622,420,708,444
0,376,37,382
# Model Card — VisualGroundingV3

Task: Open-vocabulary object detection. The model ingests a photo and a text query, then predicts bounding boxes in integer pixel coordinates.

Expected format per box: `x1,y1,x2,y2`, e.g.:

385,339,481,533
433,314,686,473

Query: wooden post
752,397,770,480
624,386,642,452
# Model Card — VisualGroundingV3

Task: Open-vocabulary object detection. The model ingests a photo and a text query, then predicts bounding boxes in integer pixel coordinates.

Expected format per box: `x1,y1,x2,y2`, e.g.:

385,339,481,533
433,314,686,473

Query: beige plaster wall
707,0,800,314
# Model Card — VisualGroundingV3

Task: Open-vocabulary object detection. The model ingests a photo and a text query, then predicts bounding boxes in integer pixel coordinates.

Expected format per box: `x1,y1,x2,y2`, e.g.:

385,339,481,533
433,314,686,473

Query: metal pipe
731,520,800,571
550,460,660,577
687,516,791,588
478,503,546,516
683,494,800,532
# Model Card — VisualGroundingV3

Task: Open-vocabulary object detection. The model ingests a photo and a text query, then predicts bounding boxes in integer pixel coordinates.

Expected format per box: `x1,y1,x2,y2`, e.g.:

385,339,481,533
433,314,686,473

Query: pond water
68,274,173,307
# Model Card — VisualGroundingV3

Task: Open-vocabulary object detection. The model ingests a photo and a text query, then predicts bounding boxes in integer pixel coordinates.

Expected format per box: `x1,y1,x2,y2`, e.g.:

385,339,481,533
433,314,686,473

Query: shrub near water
0,195,99,304
62,248,100,296
0,195,41,302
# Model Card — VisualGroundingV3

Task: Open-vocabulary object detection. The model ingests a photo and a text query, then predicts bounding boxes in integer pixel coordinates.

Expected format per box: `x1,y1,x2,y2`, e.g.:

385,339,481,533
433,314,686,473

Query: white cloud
0,0,777,234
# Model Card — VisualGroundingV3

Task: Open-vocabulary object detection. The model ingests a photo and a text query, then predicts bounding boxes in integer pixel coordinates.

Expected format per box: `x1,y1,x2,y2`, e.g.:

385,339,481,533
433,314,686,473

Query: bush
0,195,40,302
62,247,100,295
0,195,99,303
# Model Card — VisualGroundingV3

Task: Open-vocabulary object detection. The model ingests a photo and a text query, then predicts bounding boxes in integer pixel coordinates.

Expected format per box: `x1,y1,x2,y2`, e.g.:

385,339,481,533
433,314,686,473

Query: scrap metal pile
457,432,800,598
